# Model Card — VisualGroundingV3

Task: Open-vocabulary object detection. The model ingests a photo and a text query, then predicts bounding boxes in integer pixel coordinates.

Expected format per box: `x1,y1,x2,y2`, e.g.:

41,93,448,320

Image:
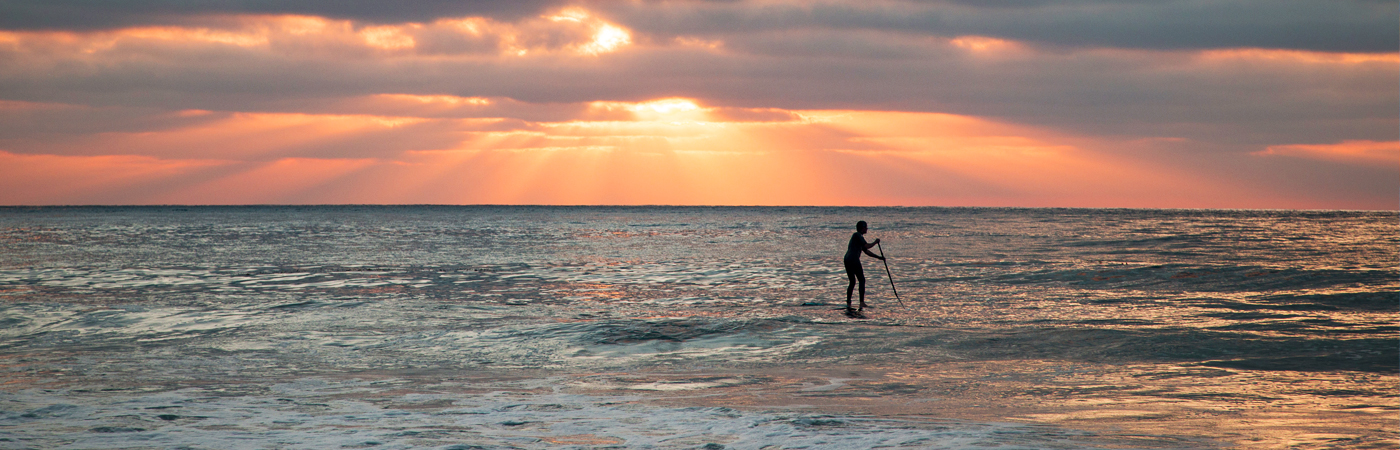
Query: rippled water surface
1,206,1395,449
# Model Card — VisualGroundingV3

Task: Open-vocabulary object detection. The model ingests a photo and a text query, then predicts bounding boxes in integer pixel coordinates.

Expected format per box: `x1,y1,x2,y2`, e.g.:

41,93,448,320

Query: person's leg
845,262,857,311
856,269,867,310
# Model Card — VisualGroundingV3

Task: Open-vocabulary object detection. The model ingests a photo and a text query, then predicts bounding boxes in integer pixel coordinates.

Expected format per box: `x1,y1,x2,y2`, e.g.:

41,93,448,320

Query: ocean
0,206,1394,449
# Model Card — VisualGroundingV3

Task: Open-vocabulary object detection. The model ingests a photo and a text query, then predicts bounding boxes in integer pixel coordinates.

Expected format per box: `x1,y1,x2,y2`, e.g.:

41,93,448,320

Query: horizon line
1,204,1393,213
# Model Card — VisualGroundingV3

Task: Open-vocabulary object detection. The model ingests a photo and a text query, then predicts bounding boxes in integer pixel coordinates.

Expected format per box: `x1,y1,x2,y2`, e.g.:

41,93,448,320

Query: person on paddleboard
845,220,884,314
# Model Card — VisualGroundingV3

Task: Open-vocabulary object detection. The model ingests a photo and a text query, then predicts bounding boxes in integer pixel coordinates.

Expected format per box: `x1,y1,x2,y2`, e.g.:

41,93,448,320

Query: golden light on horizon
0,95,1389,208
363,104,1236,206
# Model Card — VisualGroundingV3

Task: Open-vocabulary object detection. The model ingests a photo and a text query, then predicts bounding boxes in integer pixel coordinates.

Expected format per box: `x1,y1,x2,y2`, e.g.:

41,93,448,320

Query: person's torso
844,232,865,262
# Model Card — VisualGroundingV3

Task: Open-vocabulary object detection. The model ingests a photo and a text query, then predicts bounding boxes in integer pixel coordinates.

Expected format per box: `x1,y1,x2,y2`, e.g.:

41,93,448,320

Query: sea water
0,206,1394,449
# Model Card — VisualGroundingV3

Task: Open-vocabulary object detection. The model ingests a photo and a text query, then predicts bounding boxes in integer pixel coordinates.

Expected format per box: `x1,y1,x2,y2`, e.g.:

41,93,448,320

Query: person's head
856,221,867,233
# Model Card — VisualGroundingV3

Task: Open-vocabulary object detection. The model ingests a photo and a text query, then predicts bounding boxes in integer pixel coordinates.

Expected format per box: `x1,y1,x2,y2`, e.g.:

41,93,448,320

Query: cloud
1255,140,1400,165
599,0,1399,52
0,3,1393,208
4,1,1393,52
0,109,493,161
0,0,563,30
4,19,1392,151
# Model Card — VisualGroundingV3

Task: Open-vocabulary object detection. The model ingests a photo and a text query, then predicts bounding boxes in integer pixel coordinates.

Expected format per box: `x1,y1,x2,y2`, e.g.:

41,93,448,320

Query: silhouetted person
844,220,883,314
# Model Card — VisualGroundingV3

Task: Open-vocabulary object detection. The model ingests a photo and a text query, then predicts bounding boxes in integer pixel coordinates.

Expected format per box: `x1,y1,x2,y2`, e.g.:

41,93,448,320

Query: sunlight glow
543,8,632,56
949,36,1020,53
0,101,1308,207
589,98,707,121
378,94,493,106
631,98,701,115
360,25,416,50
581,24,632,55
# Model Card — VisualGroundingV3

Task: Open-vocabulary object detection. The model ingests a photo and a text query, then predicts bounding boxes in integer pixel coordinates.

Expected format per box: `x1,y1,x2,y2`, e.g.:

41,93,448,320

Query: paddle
876,241,903,306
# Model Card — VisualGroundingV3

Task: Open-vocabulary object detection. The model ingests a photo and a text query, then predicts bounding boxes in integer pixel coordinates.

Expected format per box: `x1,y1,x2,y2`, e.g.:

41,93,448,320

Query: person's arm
862,238,883,259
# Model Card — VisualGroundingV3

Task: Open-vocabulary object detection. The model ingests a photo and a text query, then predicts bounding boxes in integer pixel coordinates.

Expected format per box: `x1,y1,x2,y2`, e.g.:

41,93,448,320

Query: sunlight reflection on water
0,206,1394,448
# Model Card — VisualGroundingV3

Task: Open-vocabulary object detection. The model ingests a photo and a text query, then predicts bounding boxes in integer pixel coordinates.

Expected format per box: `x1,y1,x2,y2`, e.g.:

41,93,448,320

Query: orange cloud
0,8,634,59
948,35,1024,55
380,94,493,106
1198,48,1400,65
546,8,632,55
2,112,439,160
1255,140,1400,165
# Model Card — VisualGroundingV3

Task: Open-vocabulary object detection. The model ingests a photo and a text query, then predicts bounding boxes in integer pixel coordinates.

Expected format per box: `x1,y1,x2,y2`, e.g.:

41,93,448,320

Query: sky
0,0,1395,209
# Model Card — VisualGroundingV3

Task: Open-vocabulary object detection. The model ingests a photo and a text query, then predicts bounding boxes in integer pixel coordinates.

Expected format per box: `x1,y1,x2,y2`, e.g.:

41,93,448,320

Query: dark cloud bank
0,0,556,29
2,0,1394,52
